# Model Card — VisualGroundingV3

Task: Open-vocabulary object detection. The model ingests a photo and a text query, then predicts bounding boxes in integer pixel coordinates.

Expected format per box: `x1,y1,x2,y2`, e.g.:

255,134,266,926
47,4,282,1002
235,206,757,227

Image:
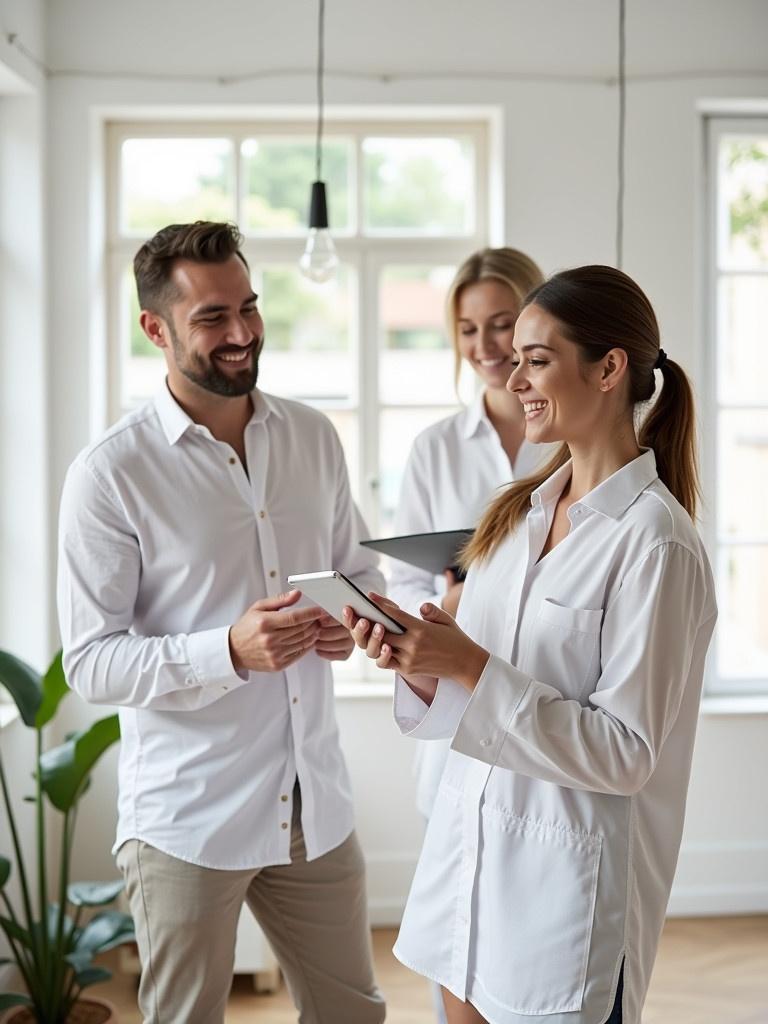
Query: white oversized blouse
392,450,716,1024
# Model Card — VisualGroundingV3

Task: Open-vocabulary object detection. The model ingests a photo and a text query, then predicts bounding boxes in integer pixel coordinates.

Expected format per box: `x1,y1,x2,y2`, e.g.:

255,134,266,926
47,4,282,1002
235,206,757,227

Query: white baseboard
669,839,768,915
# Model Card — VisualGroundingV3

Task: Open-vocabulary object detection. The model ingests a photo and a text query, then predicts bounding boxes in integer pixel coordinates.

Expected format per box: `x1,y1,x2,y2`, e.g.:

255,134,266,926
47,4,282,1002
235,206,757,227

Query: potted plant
0,648,135,1023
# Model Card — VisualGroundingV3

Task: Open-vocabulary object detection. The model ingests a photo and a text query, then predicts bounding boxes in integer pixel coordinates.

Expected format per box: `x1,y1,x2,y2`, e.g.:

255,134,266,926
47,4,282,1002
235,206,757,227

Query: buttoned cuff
187,627,248,691
451,654,531,765
393,673,472,740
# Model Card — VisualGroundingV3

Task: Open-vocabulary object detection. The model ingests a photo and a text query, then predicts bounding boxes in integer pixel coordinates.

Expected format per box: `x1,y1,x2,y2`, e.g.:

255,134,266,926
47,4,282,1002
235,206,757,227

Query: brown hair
461,265,700,568
446,247,545,390
133,221,248,314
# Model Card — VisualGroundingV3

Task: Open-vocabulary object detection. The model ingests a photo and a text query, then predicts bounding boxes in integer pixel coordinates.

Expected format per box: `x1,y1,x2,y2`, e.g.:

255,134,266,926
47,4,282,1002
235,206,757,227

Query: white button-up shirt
392,451,716,1024
390,390,554,815
57,384,384,869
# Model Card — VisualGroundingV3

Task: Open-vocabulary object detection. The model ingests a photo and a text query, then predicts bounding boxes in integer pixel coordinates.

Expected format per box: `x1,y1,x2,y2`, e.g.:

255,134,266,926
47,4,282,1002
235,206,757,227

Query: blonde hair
460,265,700,569
446,247,545,390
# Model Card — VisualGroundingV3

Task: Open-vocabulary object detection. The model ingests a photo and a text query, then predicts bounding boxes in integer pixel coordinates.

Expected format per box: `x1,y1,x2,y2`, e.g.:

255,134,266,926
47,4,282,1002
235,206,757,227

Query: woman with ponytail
344,266,716,1024
389,247,555,1024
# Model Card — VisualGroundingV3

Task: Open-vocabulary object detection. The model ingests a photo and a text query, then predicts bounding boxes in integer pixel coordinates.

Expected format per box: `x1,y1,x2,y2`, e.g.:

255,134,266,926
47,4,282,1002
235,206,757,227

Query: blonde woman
390,248,553,822
347,266,716,1024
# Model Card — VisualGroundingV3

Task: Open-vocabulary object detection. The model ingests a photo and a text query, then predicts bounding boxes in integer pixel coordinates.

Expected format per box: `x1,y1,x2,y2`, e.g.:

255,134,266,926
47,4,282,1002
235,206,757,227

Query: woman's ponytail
638,359,700,518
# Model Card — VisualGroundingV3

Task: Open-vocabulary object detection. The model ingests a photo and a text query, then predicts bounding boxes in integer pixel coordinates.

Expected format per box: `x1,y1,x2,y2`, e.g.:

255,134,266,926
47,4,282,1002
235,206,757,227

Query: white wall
0,0,48,982
27,0,768,919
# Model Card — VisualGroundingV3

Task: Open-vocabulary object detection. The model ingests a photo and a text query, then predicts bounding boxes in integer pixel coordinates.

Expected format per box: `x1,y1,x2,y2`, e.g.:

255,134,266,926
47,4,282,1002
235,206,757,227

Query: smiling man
57,221,386,1024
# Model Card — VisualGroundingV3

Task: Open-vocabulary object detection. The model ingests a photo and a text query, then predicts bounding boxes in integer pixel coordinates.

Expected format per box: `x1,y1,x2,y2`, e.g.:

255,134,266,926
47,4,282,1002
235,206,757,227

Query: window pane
363,137,474,235
121,267,165,409
719,136,768,269
717,545,768,680
326,409,360,503
257,264,355,403
717,275,768,405
121,138,234,233
241,138,352,234
718,410,768,538
379,406,457,535
379,265,457,405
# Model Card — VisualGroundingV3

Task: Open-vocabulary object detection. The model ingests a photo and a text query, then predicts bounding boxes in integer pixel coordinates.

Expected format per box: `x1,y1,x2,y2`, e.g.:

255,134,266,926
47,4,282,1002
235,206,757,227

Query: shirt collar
153,382,282,446
531,448,659,520
460,389,493,440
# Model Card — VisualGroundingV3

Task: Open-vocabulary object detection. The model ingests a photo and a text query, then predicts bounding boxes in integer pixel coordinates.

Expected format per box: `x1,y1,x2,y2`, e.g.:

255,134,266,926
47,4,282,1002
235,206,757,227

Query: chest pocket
523,598,603,701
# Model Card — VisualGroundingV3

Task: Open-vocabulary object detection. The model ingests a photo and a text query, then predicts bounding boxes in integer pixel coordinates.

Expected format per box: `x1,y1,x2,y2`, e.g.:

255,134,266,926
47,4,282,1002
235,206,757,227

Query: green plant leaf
0,650,42,727
0,915,32,948
74,966,112,989
65,950,94,973
39,715,121,812
67,879,124,907
35,650,69,728
74,910,134,954
0,855,10,889
0,994,33,1009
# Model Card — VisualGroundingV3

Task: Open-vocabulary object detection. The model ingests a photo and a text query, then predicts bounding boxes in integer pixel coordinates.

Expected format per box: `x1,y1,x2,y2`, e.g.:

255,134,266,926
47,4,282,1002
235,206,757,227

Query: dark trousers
605,961,624,1024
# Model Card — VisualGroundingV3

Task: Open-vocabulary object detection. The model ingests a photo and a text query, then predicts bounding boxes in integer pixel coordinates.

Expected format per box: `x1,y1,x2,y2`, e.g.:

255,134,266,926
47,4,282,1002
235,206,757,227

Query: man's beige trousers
117,791,385,1024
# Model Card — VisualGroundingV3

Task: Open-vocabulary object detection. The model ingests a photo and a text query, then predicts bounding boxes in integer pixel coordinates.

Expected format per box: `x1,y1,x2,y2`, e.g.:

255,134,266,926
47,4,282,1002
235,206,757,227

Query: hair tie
653,348,668,370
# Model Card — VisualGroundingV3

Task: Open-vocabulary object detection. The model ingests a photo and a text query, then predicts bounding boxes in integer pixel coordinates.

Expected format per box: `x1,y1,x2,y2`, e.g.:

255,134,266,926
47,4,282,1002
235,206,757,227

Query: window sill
699,695,768,716
0,703,20,731
334,679,394,699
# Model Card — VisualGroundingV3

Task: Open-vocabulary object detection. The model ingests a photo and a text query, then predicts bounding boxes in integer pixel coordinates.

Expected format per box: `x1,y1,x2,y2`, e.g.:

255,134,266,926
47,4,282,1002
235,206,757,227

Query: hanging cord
315,0,325,181
616,0,627,268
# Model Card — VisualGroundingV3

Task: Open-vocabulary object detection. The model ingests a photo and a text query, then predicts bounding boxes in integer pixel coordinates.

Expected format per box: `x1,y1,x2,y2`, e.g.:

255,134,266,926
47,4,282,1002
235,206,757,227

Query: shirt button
269,570,277,578
480,737,493,747
280,794,289,802
228,456,236,465
292,696,299,704
259,510,266,518
281,822,289,830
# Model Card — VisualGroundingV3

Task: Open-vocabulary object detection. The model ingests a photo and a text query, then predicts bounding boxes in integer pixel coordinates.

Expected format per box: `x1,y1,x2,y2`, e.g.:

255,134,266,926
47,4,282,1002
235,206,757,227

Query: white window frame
104,111,497,687
704,113,768,696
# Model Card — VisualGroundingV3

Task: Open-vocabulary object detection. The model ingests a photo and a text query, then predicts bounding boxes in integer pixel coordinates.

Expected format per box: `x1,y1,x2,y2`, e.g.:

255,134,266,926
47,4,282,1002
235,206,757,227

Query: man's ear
599,347,629,392
139,309,168,351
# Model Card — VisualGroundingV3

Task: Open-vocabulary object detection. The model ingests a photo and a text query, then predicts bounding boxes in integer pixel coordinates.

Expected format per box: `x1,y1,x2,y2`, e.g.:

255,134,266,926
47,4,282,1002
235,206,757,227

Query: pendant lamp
299,0,338,282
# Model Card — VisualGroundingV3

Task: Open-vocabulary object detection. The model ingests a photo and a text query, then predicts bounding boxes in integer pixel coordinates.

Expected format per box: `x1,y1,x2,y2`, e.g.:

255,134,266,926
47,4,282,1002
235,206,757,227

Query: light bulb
299,228,339,283
299,180,338,283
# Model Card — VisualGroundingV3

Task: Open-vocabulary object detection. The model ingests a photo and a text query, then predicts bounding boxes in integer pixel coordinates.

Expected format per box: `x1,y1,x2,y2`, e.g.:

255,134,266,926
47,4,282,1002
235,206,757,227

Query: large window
707,117,768,694
107,119,487,538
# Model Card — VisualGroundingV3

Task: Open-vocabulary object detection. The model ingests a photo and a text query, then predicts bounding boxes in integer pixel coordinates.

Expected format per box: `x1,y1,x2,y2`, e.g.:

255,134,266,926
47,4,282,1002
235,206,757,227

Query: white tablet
286,570,406,635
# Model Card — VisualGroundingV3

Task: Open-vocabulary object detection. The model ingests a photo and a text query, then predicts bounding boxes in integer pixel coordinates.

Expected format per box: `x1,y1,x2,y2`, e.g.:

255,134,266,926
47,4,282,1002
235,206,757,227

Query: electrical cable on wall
616,0,627,269
2,31,766,86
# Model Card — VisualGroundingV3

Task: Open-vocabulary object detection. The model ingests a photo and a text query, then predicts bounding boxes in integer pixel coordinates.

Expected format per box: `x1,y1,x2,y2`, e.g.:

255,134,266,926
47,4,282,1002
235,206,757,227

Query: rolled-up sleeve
393,673,472,739
451,542,715,795
57,459,247,710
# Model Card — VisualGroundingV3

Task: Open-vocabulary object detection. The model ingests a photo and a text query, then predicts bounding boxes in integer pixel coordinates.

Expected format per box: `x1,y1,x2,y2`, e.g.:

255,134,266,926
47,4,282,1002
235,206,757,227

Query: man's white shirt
57,384,384,869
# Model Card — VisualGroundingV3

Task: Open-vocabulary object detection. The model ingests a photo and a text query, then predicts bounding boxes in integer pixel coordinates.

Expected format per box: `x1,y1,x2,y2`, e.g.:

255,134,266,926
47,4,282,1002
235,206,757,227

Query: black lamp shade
308,180,330,229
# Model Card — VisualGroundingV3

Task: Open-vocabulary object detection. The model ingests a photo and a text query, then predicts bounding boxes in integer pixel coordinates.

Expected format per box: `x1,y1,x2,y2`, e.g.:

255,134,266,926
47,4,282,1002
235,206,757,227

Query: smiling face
456,279,521,389
141,255,264,398
507,303,625,446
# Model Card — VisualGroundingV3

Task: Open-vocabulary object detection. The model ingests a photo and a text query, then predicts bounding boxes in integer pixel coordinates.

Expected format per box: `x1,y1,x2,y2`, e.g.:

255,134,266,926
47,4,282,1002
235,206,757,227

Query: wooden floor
89,916,768,1023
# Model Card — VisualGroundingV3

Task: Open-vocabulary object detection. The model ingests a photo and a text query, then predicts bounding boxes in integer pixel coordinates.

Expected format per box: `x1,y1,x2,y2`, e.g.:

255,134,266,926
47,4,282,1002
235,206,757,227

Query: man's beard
168,319,261,397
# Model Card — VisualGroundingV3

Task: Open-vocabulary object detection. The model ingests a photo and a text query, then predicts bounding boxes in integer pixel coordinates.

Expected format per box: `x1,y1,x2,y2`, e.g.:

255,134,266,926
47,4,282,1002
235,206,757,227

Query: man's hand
229,590,324,673
314,613,355,662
